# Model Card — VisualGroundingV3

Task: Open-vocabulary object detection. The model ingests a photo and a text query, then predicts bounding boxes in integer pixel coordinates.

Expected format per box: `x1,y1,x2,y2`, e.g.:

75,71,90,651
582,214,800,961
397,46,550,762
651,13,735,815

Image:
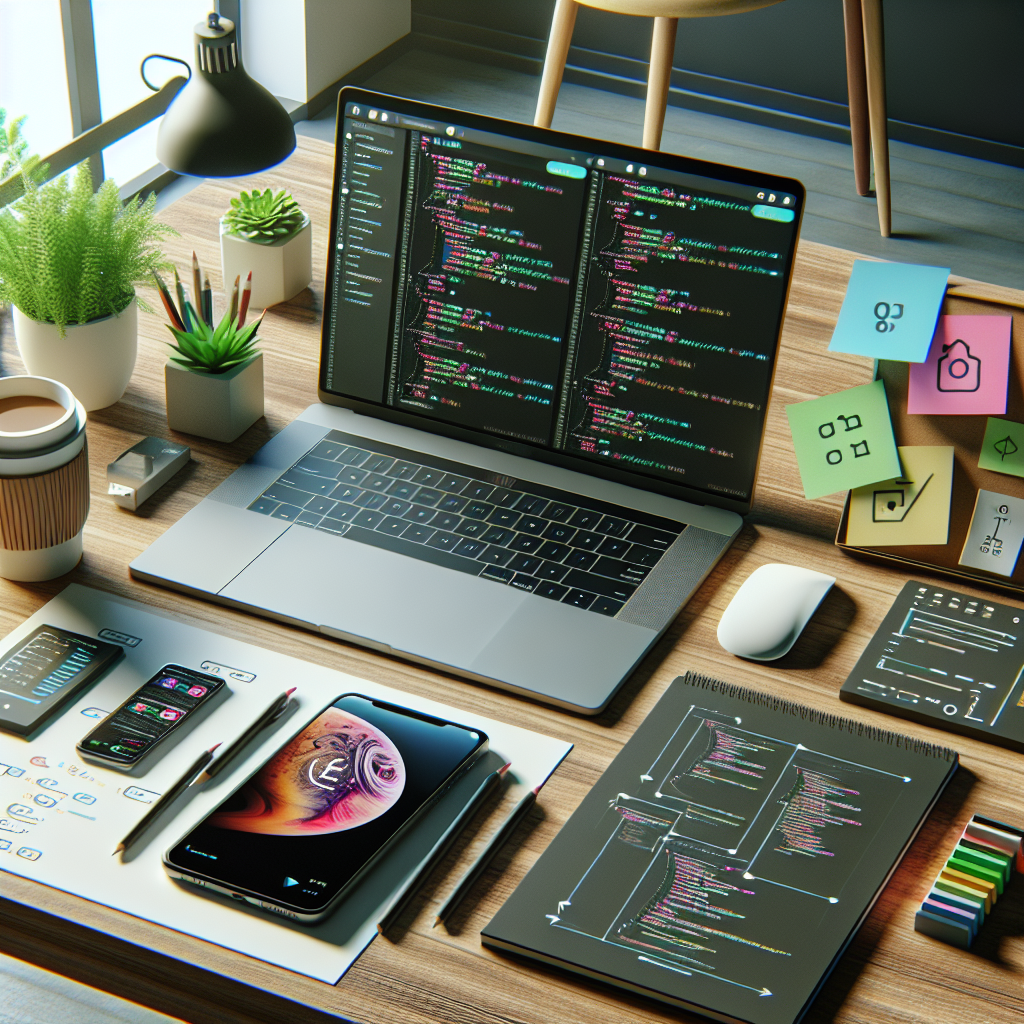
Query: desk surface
0,137,1021,1024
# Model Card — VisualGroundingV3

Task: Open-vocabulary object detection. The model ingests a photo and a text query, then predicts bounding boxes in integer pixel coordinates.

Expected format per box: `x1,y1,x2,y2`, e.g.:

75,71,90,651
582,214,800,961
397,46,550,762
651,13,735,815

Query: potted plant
0,119,175,411
220,187,311,309
164,296,265,443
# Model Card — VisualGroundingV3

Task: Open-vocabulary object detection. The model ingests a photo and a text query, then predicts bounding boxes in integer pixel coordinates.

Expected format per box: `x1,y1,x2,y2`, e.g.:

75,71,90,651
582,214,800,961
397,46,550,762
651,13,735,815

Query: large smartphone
77,664,226,771
163,693,488,922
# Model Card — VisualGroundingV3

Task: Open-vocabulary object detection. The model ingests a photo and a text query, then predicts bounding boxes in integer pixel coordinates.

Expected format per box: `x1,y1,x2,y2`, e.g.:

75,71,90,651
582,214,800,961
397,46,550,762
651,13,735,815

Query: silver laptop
131,87,804,714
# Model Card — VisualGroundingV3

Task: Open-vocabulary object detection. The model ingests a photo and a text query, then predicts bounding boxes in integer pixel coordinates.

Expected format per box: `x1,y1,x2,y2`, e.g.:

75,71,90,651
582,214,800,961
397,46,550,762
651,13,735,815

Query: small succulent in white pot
220,188,311,309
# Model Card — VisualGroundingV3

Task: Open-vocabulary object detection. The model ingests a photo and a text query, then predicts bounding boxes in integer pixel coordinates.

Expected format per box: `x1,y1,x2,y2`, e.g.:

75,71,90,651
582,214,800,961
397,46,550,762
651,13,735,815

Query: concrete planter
12,301,138,411
165,353,264,443
220,214,312,309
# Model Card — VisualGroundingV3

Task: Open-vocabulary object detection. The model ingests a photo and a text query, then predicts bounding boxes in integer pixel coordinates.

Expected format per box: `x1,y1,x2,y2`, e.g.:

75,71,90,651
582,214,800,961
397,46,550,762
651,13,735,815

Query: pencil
202,274,213,327
237,271,252,328
228,275,240,324
377,762,510,936
190,687,296,786
191,251,203,325
113,743,221,857
433,776,547,928
152,271,184,331
174,268,191,332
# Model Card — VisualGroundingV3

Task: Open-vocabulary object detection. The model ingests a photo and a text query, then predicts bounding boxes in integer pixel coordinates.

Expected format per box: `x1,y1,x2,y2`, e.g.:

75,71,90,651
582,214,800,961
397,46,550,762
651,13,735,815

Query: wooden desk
0,137,1021,1024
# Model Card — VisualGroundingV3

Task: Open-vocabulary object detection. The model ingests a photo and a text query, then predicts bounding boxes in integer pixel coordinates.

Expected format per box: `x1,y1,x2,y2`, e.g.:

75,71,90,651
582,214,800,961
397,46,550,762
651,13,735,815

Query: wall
413,0,1024,166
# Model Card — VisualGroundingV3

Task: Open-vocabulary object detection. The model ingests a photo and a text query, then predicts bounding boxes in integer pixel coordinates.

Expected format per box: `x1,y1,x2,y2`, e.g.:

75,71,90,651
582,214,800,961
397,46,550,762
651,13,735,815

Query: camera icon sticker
909,315,1011,415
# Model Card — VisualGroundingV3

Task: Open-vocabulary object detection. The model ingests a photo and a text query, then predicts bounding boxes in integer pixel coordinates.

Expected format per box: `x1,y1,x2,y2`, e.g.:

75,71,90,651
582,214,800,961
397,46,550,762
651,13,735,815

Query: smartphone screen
164,694,487,917
78,664,225,769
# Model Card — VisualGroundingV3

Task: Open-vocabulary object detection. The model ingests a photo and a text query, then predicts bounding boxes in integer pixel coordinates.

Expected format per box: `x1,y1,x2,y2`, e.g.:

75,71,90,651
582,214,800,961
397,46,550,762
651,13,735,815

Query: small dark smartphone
77,664,226,771
163,693,487,922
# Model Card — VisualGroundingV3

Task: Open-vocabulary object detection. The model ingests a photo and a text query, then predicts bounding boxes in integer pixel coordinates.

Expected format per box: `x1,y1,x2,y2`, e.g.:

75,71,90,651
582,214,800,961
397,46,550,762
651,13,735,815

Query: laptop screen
320,89,803,511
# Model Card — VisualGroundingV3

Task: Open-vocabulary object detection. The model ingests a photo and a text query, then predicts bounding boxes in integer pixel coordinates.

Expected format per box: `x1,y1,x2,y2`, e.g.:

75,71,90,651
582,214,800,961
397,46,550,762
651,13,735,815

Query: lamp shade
156,13,296,177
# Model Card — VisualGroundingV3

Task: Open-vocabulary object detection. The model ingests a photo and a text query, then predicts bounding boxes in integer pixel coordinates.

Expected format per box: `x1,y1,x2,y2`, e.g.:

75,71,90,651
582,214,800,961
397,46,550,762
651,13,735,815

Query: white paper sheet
0,585,572,985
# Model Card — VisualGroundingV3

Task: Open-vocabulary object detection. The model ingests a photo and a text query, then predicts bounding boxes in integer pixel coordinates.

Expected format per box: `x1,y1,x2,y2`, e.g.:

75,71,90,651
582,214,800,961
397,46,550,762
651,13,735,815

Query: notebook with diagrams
131,87,805,713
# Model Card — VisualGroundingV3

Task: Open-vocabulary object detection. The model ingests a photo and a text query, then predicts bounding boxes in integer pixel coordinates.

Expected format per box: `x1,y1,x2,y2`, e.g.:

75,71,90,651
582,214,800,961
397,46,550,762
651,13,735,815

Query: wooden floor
296,46,1024,289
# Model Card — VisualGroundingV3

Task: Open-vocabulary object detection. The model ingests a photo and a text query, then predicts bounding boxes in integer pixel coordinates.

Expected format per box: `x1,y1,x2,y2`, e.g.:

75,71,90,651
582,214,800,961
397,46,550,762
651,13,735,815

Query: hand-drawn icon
72,792,96,805
874,301,905,333
33,794,58,808
36,778,62,790
0,839,10,850
29,757,48,768
993,435,1018,461
937,339,981,392
980,503,1011,556
16,847,41,861
872,474,934,523
6,803,44,825
0,764,24,778
80,707,108,718
123,786,159,804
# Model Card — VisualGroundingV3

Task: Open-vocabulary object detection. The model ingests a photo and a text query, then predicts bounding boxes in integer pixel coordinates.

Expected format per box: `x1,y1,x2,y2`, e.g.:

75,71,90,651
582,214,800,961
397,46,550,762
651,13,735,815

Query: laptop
131,87,804,714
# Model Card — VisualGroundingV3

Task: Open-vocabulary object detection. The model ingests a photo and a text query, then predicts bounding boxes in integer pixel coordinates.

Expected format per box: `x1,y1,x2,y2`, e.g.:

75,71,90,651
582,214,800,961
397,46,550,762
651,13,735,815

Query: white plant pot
165,354,264,443
12,302,138,411
220,215,312,309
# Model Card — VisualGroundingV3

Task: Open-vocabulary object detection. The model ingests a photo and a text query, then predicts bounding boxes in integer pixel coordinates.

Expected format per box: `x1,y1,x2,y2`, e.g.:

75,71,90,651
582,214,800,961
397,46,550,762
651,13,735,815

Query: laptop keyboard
246,430,684,617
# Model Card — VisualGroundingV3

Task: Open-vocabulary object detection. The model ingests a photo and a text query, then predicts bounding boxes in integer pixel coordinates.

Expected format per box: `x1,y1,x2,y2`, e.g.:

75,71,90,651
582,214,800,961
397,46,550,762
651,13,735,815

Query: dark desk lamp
149,12,295,177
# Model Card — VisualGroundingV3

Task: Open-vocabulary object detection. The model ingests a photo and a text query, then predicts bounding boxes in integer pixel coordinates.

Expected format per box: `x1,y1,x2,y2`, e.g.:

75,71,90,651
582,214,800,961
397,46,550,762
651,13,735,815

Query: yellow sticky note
846,446,954,546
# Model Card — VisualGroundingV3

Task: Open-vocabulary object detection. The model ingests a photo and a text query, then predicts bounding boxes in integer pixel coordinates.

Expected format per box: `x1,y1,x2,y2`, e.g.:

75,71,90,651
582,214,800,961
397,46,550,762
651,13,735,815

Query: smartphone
163,693,488,922
77,664,226,771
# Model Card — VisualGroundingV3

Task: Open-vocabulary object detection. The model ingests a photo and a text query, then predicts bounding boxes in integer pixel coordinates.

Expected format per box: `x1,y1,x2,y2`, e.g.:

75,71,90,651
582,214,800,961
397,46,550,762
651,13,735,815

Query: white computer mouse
717,563,836,661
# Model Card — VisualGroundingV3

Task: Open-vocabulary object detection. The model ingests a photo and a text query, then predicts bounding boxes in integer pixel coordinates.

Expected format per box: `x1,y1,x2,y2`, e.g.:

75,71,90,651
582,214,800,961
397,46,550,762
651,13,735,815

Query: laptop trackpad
218,526,524,668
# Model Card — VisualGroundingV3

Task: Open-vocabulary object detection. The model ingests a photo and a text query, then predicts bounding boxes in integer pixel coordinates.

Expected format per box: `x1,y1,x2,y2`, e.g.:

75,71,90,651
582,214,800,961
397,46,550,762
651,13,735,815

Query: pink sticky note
908,315,1012,415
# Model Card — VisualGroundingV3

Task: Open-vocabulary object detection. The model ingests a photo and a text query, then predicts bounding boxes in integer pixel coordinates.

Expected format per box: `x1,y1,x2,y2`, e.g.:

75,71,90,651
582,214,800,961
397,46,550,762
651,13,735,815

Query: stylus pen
433,776,548,928
113,743,221,857
191,686,296,786
377,761,511,936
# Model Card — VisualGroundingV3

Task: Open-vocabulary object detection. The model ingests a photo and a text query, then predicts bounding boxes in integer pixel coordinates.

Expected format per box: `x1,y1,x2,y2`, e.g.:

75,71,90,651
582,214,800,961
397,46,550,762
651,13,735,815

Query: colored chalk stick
928,887,983,925
934,877,990,914
948,856,1004,894
955,843,1012,884
963,822,1020,858
939,868,994,910
914,909,973,950
922,898,978,938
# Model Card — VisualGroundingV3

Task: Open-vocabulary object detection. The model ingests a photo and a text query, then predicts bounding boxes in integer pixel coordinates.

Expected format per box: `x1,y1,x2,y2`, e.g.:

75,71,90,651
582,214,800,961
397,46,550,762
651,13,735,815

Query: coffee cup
0,375,89,581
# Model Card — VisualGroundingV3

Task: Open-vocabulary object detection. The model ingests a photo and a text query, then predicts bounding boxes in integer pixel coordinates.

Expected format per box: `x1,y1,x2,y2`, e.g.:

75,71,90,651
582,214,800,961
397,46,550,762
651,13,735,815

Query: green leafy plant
0,109,48,193
0,157,176,335
167,305,262,374
223,188,306,243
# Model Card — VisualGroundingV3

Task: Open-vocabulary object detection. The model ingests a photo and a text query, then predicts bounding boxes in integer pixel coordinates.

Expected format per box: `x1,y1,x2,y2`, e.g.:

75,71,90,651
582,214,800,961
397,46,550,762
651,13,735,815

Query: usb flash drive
107,437,191,511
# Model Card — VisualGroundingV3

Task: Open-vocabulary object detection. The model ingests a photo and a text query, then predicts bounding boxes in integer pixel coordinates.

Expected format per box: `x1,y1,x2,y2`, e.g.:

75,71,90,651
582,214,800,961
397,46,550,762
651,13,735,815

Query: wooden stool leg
842,0,870,196
643,17,678,150
535,0,579,129
861,0,891,236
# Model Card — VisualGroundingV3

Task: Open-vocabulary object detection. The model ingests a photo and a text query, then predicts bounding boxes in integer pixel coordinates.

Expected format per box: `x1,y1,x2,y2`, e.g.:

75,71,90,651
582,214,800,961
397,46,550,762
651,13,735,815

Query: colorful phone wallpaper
209,708,406,837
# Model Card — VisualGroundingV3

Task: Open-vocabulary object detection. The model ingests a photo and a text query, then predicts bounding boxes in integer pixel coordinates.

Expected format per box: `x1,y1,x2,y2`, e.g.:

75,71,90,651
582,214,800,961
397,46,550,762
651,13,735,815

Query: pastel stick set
914,814,1023,949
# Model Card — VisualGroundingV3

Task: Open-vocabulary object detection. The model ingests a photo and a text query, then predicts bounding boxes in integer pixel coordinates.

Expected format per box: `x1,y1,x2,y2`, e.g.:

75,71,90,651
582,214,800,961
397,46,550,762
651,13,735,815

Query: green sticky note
786,380,901,500
979,417,1024,477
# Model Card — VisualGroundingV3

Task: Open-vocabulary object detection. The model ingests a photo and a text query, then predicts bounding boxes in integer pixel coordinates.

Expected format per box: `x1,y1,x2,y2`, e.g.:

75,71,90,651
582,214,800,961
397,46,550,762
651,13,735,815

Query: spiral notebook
482,673,958,1024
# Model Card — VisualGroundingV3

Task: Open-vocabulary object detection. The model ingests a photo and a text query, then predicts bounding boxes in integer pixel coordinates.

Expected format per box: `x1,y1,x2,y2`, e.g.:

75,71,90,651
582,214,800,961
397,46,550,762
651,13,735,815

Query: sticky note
828,259,950,362
908,315,1012,415
786,380,901,500
914,909,972,949
978,418,1024,477
959,490,1024,577
846,445,953,546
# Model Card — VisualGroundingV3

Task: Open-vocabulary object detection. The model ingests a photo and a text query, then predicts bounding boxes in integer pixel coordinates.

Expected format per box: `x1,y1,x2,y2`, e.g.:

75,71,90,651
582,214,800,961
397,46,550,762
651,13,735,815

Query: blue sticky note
828,259,950,362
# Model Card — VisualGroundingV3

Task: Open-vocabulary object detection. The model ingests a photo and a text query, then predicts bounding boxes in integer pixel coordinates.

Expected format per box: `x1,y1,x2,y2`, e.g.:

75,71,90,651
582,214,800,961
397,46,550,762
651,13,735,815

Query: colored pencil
237,271,252,328
191,687,296,786
152,271,185,331
434,775,547,927
378,762,510,936
228,274,240,324
113,743,220,856
202,274,213,327
191,251,203,324
174,268,191,332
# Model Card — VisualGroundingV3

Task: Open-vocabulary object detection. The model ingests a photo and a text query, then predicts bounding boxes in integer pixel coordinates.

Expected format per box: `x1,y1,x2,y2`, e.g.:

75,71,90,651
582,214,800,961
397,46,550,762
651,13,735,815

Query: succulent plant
223,188,306,244
167,305,262,374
